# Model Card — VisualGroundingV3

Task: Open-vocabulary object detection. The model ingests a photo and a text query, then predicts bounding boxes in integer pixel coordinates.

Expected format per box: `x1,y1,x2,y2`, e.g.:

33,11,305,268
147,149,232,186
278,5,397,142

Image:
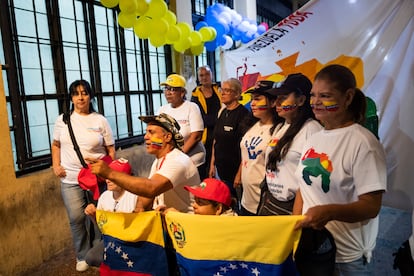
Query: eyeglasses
219,88,235,94
162,86,182,93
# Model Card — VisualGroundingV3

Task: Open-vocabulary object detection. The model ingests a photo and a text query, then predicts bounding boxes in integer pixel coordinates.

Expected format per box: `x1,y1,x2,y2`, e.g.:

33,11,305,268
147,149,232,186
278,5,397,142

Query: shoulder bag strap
63,112,88,168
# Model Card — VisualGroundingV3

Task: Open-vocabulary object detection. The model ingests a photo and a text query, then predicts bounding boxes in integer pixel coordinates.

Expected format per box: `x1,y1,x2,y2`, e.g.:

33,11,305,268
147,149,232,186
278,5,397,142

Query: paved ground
19,247,99,276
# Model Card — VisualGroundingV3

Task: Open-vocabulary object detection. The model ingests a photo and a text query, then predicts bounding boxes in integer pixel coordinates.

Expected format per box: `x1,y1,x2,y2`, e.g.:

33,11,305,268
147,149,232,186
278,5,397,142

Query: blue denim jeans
334,255,374,276
60,181,101,261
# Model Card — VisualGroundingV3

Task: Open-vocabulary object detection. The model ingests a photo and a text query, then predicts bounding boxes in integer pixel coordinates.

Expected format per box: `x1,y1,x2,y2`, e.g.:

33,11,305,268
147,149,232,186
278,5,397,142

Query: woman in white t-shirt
259,73,322,215
237,80,281,216
159,74,206,168
293,65,387,275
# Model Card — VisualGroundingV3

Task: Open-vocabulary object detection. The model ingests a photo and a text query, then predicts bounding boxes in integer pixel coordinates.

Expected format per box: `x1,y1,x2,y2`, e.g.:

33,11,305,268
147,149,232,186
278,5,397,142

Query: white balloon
222,35,233,49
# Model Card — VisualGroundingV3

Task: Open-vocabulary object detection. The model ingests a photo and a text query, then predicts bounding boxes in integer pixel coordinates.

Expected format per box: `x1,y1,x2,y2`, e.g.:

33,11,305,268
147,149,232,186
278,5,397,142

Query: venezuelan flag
165,212,303,276
97,210,168,276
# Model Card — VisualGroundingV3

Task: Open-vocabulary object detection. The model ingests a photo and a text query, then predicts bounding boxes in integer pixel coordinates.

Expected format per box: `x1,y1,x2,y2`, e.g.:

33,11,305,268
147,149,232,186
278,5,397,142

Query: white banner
222,0,414,210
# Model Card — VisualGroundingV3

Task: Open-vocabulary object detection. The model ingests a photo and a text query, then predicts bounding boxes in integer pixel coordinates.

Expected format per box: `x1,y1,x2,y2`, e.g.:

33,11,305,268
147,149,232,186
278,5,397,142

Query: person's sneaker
76,260,89,272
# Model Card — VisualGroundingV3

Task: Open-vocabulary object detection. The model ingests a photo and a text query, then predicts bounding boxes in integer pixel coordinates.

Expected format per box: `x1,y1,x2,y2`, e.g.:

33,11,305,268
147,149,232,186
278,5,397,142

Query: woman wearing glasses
209,78,252,210
159,74,206,170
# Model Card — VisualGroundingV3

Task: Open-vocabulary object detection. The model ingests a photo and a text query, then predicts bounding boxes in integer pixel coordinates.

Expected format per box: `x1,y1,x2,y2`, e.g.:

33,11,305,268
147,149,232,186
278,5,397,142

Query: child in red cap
84,158,138,267
183,178,236,216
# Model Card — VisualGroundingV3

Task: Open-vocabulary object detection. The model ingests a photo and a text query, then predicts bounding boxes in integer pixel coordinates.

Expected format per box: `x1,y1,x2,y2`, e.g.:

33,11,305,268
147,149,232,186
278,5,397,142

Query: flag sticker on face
322,101,339,111
281,100,297,111
150,137,163,149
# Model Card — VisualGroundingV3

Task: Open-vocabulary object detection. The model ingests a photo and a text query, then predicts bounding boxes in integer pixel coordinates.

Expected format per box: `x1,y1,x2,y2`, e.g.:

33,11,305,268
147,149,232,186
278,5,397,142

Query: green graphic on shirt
301,148,333,193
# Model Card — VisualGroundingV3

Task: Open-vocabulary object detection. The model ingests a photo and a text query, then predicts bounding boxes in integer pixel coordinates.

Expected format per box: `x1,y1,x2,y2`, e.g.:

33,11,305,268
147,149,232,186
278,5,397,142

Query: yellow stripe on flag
96,210,165,246
165,212,303,264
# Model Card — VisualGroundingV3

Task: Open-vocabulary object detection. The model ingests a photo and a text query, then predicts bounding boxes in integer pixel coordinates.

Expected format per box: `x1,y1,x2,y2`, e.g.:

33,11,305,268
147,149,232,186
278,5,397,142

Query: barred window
0,0,170,175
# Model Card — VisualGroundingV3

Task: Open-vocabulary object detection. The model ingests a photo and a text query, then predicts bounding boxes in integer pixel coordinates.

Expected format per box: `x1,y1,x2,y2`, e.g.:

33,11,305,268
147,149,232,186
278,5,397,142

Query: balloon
136,0,149,16
101,0,119,8
217,35,227,46
152,18,169,35
199,26,212,42
176,22,192,38
119,0,137,13
149,33,166,47
195,21,208,31
191,43,205,56
205,40,218,52
146,0,167,18
257,24,266,35
164,10,177,25
207,26,217,41
189,31,202,46
118,11,136,29
133,16,152,38
222,35,233,49
166,24,181,42
220,11,232,24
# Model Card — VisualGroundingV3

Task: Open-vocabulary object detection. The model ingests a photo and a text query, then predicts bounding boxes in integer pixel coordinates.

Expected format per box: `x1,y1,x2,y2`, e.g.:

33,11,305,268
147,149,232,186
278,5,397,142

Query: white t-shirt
53,112,114,183
296,123,387,263
97,190,138,213
150,148,200,213
265,119,322,201
158,101,206,167
240,121,274,213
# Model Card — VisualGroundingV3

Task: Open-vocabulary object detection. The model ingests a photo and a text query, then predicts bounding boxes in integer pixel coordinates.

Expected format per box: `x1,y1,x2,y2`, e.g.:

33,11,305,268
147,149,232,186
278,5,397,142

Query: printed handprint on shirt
245,136,263,159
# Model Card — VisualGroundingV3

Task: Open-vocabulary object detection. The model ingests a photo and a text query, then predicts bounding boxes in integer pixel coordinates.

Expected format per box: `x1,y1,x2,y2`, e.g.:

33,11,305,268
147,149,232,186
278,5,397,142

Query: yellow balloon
189,31,202,46
146,0,167,18
136,0,149,15
101,0,119,8
176,22,192,38
119,0,137,13
199,26,212,42
152,18,169,35
164,10,177,25
166,24,181,42
133,16,152,38
118,11,136,29
208,27,217,41
149,33,166,47
191,43,205,56
173,41,186,53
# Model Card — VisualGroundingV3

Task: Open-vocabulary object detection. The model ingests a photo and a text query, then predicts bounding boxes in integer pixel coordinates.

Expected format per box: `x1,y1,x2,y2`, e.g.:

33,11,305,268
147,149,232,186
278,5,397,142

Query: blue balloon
205,40,218,51
257,24,266,35
217,35,227,46
195,21,208,31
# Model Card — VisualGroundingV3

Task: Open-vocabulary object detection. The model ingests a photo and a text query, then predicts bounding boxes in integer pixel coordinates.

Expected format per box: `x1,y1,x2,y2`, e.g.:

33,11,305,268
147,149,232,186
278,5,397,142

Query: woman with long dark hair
51,80,115,272
258,73,322,215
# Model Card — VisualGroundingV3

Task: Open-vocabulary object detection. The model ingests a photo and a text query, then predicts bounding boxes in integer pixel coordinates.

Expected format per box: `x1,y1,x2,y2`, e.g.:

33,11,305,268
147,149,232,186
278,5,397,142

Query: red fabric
78,155,112,200
184,178,232,207
100,263,152,276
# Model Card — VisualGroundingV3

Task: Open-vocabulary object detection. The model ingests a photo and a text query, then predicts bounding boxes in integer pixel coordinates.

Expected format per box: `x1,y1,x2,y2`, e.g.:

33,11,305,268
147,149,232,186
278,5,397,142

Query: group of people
52,64,387,275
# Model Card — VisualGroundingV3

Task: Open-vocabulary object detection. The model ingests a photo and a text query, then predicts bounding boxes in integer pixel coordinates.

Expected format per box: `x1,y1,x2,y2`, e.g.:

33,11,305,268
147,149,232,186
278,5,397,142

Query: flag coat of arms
97,210,168,276
165,212,303,275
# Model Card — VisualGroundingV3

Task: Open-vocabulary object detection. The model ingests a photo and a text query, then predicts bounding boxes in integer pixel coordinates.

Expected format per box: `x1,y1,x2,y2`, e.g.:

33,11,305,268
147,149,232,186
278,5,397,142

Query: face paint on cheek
280,100,297,111
255,98,268,110
310,98,316,109
322,100,339,111
150,137,163,149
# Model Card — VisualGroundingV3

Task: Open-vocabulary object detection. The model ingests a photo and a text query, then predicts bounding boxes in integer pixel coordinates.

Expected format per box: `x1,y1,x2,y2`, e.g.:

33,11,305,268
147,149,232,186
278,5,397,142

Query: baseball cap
109,158,132,175
78,155,113,201
139,113,185,150
160,74,186,88
245,80,278,98
184,178,232,207
266,73,312,97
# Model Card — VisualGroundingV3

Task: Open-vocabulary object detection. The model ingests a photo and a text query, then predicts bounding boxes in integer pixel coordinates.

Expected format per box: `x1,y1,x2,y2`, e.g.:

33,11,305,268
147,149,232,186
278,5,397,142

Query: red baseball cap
109,158,132,175
184,178,232,207
78,155,113,200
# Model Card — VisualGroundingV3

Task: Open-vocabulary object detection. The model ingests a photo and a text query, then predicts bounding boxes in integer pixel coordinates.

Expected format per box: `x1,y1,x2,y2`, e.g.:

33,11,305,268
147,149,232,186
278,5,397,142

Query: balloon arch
101,0,269,55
